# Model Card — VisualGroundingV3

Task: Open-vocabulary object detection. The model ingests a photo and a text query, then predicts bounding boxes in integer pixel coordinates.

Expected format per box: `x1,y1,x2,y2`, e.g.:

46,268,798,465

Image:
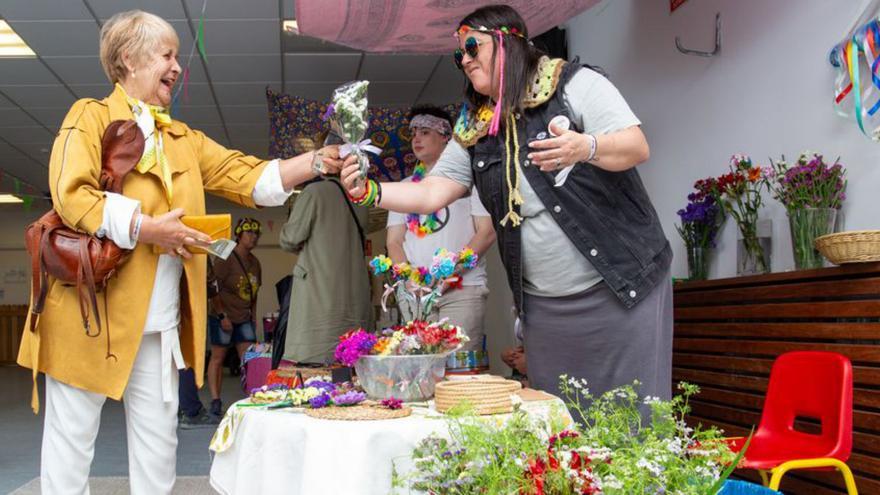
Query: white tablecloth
209,393,571,495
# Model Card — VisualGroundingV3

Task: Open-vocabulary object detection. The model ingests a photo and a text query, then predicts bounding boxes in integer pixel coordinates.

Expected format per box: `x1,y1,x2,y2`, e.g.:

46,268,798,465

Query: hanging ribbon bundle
170,0,207,116
829,14,880,139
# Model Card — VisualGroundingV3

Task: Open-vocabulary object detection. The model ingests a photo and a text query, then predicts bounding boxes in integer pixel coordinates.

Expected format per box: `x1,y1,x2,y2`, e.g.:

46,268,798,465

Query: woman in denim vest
342,4,672,412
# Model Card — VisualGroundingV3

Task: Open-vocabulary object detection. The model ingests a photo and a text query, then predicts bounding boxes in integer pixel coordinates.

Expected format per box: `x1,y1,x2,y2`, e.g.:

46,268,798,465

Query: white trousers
41,332,179,495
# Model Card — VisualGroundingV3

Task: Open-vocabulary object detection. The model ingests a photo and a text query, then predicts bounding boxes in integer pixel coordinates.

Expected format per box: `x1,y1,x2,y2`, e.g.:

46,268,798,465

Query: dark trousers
178,368,203,417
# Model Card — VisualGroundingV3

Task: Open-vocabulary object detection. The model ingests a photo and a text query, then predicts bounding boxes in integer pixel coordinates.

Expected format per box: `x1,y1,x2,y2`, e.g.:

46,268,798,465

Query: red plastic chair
728,351,857,493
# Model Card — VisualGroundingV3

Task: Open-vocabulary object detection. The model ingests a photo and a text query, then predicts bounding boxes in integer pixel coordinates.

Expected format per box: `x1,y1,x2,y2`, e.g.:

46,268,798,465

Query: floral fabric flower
381,397,403,410
332,390,367,406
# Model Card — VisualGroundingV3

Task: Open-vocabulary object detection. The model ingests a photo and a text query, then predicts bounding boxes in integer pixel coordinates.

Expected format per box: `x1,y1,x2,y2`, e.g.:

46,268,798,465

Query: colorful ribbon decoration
829,17,880,138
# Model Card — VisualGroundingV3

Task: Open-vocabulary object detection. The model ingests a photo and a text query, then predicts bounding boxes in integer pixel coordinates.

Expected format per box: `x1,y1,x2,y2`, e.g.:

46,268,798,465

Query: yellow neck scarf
118,83,173,203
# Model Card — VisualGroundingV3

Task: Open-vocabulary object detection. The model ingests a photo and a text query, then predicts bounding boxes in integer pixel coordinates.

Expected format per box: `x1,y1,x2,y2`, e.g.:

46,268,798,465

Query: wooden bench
674,263,880,494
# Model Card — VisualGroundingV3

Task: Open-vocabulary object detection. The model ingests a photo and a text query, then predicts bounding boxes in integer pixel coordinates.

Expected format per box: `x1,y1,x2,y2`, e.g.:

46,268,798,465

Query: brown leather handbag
25,120,144,353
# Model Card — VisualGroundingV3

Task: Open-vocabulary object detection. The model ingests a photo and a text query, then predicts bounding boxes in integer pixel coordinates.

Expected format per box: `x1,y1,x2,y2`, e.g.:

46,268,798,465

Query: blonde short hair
99,10,179,84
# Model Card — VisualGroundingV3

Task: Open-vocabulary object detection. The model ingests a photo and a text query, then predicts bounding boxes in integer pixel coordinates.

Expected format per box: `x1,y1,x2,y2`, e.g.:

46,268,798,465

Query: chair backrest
757,351,853,460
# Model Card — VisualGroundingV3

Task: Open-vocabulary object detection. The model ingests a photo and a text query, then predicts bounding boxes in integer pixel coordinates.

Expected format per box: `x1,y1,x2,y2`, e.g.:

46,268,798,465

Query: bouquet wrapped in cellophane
322,81,380,182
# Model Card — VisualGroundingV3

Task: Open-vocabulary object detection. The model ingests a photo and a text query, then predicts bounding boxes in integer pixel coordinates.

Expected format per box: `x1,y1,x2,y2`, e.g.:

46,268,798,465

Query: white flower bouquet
322,80,380,181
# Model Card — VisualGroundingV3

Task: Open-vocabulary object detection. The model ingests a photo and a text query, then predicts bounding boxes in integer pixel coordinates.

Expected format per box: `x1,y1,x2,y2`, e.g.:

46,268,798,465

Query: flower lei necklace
406,162,447,237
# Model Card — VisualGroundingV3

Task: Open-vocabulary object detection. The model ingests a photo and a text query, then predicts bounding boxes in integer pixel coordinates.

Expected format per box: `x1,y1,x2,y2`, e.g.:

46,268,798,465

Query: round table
208,390,570,495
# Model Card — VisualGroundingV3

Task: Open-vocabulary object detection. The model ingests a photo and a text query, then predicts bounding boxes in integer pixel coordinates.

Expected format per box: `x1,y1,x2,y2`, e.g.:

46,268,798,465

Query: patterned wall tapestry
267,87,458,182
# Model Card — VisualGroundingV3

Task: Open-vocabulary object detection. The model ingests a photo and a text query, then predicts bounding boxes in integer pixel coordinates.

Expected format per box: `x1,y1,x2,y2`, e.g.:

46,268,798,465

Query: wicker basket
814,230,880,264
434,378,522,415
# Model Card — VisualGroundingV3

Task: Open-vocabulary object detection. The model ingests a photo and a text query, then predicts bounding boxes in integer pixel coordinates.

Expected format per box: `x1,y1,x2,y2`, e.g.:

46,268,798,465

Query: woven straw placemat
305,404,412,421
435,378,522,415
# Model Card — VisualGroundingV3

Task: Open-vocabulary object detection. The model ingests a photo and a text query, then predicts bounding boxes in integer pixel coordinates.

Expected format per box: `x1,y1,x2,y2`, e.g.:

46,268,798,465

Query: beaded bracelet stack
349,178,382,207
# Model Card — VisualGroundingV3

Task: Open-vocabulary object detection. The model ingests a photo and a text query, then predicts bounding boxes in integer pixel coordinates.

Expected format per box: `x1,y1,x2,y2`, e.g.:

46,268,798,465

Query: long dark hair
459,5,544,120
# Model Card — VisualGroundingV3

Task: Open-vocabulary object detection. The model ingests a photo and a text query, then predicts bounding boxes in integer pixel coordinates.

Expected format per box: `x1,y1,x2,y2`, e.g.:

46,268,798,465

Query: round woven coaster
248,394,287,405
305,405,412,421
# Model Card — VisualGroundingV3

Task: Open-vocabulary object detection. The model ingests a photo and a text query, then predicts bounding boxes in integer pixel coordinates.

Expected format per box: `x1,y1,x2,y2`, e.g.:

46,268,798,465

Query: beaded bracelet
349,179,381,207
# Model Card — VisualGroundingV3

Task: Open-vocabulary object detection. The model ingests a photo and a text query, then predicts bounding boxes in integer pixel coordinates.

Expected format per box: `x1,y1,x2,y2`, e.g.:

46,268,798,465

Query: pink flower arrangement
334,328,378,366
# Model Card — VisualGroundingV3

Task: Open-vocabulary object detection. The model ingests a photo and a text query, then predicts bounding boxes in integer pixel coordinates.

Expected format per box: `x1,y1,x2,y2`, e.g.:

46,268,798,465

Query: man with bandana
386,105,496,353
206,217,262,416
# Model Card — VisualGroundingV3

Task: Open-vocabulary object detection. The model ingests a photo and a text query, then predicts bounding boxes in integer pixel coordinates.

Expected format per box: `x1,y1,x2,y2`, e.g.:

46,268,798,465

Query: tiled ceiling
0,0,466,197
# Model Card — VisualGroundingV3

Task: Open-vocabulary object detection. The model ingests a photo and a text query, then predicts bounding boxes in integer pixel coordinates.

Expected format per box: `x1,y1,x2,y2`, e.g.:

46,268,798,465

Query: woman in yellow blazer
16,10,352,494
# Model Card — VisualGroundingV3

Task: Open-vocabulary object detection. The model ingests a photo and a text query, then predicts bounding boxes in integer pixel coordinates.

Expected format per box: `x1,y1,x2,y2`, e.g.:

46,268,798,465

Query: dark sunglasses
454,37,486,70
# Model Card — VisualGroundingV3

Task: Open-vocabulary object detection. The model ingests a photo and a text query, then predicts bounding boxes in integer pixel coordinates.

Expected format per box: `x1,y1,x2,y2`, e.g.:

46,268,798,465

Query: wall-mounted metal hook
675,12,721,57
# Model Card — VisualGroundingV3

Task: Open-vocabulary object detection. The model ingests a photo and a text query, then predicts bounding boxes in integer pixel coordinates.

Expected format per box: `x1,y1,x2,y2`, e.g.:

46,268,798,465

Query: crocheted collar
454,57,567,148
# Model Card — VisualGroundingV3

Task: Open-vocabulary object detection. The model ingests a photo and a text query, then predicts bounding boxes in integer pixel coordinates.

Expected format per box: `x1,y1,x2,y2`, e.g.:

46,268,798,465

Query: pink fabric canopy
295,0,601,53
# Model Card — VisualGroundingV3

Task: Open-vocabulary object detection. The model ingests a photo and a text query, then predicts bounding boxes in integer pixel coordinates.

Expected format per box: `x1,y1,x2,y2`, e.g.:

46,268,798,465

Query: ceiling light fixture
282,19,299,35
0,194,24,204
0,20,36,58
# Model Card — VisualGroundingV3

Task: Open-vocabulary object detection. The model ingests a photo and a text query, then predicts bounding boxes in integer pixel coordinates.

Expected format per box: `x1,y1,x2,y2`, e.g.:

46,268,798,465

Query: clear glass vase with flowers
710,155,772,275
676,181,726,280
768,152,847,270
334,248,478,401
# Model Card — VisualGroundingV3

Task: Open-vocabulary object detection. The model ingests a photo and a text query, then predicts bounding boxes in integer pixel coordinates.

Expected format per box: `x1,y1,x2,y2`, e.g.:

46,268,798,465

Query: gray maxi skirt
522,271,673,410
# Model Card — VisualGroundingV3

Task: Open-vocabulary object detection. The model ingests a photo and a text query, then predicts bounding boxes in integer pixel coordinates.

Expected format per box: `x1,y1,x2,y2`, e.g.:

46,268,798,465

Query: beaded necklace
405,163,445,237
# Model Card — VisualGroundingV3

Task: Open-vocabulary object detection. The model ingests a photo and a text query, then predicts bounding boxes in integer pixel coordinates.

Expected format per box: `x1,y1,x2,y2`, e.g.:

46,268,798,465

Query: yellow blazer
18,85,269,412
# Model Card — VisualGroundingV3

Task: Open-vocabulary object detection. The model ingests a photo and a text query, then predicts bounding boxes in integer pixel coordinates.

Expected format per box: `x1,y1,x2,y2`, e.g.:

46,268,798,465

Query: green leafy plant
393,379,738,494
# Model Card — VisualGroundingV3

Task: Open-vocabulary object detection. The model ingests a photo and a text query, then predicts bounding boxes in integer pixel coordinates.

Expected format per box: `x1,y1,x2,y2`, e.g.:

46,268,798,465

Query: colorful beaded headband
455,25,527,40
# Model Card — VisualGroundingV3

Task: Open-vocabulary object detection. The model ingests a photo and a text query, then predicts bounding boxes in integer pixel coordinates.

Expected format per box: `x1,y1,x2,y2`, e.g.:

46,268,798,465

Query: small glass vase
686,245,711,281
788,208,837,270
737,219,772,276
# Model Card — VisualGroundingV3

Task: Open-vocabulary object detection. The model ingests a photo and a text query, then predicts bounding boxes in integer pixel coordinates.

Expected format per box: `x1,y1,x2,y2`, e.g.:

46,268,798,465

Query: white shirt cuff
252,159,293,207
97,192,141,249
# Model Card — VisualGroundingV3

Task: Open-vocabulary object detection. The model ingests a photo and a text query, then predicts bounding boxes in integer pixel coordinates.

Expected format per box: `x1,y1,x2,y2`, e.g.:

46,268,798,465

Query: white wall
566,0,880,278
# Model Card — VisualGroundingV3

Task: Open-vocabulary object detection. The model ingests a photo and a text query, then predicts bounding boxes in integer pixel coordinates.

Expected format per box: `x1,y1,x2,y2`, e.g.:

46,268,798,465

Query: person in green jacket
279,175,374,363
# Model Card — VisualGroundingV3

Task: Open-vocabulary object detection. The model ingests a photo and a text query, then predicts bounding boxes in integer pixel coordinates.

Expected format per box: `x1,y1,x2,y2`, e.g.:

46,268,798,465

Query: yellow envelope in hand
152,214,232,255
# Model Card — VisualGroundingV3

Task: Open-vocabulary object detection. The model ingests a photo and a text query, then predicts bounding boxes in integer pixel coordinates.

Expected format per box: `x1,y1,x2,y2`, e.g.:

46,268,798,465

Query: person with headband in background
206,217,262,417
386,105,495,353
343,4,672,415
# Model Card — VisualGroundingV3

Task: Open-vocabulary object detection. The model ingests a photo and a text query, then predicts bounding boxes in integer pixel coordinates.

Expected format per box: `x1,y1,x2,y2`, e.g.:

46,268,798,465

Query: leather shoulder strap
327,179,366,255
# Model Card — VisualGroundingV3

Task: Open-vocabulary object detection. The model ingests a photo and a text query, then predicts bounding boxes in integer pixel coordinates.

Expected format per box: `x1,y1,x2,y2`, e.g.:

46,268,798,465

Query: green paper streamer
13,178,20,194
22,195,33,211
196,15,207,62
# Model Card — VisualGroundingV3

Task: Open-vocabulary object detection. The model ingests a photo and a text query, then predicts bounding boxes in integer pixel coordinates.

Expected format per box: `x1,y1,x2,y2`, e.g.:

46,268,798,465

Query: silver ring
556,158,562,168
176,247,185,255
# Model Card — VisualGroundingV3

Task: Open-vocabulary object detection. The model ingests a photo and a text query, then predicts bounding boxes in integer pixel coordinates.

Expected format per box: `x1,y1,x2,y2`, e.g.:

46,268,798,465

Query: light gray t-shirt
431,67,641,297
